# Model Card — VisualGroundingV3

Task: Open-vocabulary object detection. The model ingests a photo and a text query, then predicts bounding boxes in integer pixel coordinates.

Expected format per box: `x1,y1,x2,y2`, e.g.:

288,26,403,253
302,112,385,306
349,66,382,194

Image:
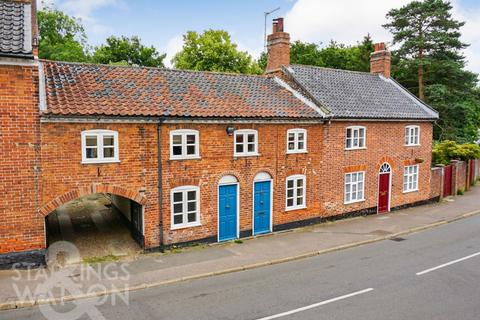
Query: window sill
404,144,421,147
344,199,365,205
170,222,202,230
285,205,307,212
345,147,367,151
81,159,120,164
286,150,308,155
169,156,201,161
234,153,260,158
403,189,419,194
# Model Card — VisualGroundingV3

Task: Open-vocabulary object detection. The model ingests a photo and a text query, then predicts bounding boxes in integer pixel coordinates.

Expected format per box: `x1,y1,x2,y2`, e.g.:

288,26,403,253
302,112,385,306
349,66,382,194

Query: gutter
157,119,165,252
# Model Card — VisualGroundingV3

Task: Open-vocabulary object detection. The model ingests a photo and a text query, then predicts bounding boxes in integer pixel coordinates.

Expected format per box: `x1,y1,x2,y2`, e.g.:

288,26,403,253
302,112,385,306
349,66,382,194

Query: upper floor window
287,129,307,154
234,129,258,157
81,130,119,164
345,171,365,204
405,125,420,146
403,165,419,192
171,186,201,229
286,174,306,211
345,126,366,150
170,130,200,160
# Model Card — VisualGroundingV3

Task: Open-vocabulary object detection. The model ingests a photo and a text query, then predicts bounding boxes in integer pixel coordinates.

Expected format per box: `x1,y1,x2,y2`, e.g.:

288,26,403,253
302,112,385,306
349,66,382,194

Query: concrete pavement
0,186,480,311
2,199,480,319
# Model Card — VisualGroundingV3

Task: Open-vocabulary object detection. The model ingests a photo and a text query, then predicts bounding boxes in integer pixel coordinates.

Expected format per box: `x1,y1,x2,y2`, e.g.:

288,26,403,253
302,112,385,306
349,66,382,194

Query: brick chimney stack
370,42,391,78
266,18,290,74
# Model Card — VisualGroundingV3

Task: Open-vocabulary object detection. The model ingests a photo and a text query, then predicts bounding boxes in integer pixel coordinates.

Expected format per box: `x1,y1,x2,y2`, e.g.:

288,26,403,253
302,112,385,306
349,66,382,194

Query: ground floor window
171,186,200,229
403,165,419,192
286,175,306,210
345,171,365,204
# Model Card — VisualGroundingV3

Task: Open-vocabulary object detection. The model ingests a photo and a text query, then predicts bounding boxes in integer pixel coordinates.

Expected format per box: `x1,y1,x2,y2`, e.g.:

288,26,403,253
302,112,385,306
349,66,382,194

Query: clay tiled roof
287,65,439,120
0,1,32,57
42,60,323,119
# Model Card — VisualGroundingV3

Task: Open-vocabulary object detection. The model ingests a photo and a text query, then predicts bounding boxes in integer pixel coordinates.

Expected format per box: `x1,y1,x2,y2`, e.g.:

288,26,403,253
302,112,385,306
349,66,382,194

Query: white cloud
285,0,480,74
164,34,184,68
451,0,480,75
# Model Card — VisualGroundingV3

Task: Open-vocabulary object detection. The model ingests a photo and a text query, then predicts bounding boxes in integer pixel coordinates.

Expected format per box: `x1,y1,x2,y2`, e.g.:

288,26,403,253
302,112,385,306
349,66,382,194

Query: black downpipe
157,119,165,252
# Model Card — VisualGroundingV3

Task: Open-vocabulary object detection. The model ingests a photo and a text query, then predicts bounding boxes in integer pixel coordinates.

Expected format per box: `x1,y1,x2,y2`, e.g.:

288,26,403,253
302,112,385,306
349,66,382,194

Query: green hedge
432,140,480,165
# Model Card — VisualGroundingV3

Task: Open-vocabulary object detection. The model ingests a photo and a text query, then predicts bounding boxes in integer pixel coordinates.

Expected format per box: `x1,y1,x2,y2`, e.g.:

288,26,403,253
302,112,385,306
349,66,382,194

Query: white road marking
416,251,480,276
255,288,374,320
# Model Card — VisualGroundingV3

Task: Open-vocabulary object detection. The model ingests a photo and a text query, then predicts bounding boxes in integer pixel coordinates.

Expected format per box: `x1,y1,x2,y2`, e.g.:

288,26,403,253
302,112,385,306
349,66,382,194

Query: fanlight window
379,163,391,173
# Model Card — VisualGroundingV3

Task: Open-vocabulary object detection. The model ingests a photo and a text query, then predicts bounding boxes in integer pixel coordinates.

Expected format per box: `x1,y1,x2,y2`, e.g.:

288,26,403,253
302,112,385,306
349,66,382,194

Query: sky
39,0,480,74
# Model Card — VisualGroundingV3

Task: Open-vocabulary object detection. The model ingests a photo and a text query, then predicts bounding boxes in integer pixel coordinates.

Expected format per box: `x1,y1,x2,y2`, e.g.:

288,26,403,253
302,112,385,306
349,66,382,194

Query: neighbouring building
0,2,439,267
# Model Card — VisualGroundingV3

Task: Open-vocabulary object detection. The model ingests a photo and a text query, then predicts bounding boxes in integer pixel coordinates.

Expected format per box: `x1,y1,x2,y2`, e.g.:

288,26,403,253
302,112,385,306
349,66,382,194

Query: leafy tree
290,41,324,66
385,0,480,142
37,3,90,62
276,35,374,72
384,0,467,101
432,140,480,164
92,36,166,67
172,30,262,74
257,51,267,71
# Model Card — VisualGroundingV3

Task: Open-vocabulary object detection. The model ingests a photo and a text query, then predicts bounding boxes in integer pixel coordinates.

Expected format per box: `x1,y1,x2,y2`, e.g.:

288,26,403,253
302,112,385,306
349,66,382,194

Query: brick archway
38,183,147,217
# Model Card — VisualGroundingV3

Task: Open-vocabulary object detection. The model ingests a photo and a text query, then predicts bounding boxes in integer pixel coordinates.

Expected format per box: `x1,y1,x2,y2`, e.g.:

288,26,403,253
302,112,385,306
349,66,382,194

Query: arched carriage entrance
41,184,146,264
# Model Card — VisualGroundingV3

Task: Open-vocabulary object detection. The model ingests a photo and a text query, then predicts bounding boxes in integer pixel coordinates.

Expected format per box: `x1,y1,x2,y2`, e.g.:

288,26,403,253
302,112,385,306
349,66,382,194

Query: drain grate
390,237,406,242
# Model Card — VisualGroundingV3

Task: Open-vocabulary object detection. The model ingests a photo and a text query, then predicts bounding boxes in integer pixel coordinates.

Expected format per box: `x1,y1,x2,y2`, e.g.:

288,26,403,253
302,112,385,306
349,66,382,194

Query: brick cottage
1,1,441,266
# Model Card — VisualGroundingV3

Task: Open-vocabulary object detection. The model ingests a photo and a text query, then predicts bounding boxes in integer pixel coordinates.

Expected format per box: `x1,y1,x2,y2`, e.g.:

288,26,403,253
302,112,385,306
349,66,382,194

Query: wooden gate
443,165,453,197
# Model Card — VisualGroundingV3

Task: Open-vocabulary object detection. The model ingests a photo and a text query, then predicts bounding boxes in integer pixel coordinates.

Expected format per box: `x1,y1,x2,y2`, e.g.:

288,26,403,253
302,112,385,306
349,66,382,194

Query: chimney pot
274,18,284,32
374,42,385,52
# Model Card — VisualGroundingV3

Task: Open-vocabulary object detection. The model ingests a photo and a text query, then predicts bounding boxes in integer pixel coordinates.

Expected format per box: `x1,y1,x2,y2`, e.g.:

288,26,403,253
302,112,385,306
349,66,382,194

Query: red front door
378,173,390,213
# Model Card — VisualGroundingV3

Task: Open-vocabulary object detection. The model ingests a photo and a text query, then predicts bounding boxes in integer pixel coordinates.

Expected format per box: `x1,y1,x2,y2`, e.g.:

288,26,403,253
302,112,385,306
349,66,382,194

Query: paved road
2,214,480,320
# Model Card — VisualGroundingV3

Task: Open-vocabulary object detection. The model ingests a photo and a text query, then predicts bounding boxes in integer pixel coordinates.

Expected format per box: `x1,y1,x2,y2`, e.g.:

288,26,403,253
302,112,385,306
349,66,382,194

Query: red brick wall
39,122,161,249
455,161,467,193
430,167,442,199
160,123,323,244
0,64,43,253
35,120,437,248
319,121,434,215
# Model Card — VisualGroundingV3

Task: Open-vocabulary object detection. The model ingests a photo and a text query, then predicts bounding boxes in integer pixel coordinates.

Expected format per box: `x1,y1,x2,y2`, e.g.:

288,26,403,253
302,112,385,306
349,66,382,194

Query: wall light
226,126,235,136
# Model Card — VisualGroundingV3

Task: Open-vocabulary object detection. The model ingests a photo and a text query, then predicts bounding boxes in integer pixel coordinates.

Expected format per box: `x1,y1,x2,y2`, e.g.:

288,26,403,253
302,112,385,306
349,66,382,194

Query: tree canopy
384,0,480,142
92,36,166,67
37,4,166,67
384,0,467,101
37,4,89,62
172,30,262,74
258,35,374,72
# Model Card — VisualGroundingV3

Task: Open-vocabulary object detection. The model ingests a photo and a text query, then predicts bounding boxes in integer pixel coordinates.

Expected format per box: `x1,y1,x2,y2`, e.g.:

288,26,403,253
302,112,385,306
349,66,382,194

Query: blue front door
219,184,238,241
254,180,271,235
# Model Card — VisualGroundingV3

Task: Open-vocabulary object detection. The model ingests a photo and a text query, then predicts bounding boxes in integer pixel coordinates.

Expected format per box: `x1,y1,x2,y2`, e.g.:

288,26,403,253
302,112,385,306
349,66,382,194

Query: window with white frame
234,129,258,156
344,171,365,204
170,130,200,159
171,186,200,229
81,130,119,164
287,129,307,153
403,165,419,192
286,175,306,210
345,126,366,149
405,125,420,146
